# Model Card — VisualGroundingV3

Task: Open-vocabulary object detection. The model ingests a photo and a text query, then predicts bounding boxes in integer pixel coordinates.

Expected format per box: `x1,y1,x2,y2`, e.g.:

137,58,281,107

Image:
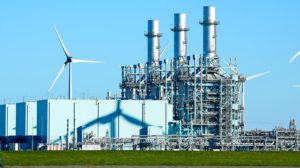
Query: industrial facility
0,6,299,151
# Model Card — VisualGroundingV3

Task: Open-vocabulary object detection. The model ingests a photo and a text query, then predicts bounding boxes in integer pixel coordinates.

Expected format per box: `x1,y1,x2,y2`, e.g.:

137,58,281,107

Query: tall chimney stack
200,6,219,67
172,13,189,66
145,20,162,66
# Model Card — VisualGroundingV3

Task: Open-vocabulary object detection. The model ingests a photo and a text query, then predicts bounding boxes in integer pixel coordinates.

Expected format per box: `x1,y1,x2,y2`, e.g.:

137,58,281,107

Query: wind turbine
242,71,271,107
49,27,103,99
292,85,300,88
289,51,300,88
289,50,300,63
159,41,170,59
241,71,270,132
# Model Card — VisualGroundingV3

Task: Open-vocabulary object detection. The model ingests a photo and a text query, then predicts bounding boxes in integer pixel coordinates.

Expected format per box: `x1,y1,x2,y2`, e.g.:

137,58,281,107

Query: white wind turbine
242,71,271,108
289,51,300,88
221,58,270,131
241,71,270,132
49,27,103,99
221,59,270,108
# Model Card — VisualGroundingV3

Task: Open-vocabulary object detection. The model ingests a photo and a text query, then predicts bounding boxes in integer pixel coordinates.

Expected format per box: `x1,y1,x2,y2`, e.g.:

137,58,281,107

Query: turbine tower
49,27,103,99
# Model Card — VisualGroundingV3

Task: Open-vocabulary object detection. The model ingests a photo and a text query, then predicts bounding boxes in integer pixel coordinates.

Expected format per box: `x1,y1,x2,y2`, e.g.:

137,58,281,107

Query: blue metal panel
37,100,48,143
77,126,83,143
0,105,6,136
17,102,37,136
16,103,26,136
140,126,163,136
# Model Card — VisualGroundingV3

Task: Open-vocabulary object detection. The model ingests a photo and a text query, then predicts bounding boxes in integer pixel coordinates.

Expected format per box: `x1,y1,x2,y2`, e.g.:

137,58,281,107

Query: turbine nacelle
49,27,103,99
67,57,72,63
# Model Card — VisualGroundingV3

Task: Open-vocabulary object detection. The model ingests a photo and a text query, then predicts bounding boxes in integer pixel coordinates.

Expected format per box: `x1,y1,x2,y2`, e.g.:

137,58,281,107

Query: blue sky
0,0,300,130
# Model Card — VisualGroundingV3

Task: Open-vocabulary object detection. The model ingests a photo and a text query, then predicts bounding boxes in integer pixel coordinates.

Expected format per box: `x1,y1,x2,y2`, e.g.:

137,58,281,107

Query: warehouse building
0,104,16,136
36,99,172,144
16,101,37,136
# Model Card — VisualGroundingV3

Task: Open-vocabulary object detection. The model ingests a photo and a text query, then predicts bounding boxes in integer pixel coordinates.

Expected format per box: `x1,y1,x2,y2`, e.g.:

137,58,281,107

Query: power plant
0,6,299,151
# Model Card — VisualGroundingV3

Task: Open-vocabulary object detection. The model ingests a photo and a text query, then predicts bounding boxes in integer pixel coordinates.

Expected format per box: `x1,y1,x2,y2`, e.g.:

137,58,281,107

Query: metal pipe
133,65,137,82
193,54,197,124
121,66,125,99
144,64,148,100
200,55,203,133
138,63,142,100
159,61,163,80
187,56,191,74
66,119,69,150
170,59,174,104
164,59,168,100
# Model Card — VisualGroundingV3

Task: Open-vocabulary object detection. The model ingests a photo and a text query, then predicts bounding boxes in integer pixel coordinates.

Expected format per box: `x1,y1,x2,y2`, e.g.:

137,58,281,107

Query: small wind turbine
241,71,270,132
159,41,170,59
242,71,271,108
289,51,300,88
49,27,103,99
292,85,300,88
289,50,300,63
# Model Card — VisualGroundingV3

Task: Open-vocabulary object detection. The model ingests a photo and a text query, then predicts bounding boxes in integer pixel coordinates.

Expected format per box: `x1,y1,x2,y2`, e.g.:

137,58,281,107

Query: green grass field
0,151,300,166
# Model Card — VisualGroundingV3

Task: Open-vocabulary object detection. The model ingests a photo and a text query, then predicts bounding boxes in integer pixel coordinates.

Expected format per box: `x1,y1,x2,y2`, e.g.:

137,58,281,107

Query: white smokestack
145,20,162,65
172,13,189,64
200,6,219,66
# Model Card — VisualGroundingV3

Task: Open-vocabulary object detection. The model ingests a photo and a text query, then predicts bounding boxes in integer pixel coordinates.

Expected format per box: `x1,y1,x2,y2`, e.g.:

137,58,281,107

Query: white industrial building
16,101,37,136
36,99,172,144
0,104,16,136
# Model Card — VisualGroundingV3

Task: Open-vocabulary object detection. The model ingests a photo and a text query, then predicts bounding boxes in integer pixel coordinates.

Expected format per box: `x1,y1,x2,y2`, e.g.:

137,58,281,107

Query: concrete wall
36,99,173,144
16,101,37,136
0,104,16,136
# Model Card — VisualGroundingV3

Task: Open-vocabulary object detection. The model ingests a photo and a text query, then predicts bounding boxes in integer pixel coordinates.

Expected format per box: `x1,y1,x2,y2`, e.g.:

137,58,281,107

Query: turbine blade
289,51,300,63
48,63,67,92
221,59,237,73
54,26,72,58
221,59,229,66
246,71,270,81
292,84,300,88
72,59,104,63
159,41,170,58
289,50,300,63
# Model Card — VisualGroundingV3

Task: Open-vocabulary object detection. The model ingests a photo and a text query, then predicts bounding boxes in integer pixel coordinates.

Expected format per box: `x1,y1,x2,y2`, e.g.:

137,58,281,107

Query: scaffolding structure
118,6,300,151
120,6,245,141
77,123,300,151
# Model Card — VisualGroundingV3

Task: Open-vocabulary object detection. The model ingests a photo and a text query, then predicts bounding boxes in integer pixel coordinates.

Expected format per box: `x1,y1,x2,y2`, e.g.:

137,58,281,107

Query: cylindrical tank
202,6,218,59
172,13,189,63
145,20,162,65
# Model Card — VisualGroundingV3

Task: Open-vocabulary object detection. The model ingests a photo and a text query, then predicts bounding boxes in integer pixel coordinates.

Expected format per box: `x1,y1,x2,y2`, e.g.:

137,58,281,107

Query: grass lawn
0,151,300,166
